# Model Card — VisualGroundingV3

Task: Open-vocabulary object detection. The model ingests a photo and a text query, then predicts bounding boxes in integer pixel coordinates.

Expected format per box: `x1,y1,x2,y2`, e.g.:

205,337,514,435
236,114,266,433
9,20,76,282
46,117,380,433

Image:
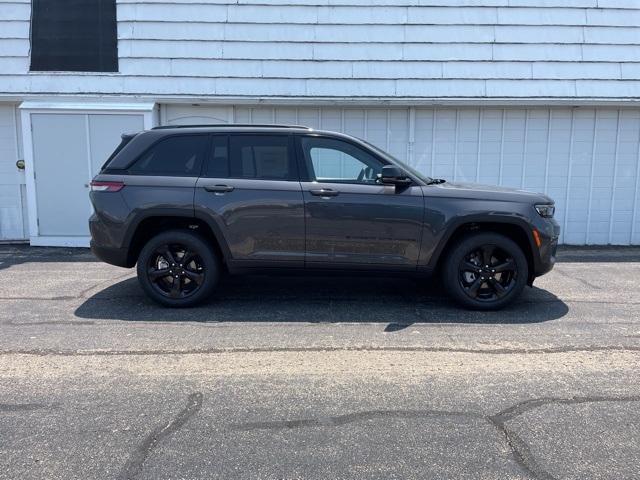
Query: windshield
357,138,434,184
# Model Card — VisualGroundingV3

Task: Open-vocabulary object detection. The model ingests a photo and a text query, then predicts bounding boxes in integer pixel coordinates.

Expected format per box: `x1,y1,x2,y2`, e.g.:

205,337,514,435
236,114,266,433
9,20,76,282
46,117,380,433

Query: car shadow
74,274,569,327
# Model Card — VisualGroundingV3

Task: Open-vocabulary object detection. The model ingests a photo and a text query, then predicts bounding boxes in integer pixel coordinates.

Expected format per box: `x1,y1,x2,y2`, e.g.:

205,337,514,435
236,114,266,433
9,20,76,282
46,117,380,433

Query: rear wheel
136,230,219,307
442,232,528,310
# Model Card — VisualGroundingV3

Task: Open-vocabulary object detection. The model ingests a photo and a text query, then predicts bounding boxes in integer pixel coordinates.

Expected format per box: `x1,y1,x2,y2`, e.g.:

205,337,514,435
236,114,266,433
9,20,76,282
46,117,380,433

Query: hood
428,181,554,204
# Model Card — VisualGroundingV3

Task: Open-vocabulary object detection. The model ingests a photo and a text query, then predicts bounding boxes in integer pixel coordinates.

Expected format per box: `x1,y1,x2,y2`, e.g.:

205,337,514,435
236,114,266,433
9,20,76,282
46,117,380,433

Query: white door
32,114,91,237
28,112,144,244
0,104,26,241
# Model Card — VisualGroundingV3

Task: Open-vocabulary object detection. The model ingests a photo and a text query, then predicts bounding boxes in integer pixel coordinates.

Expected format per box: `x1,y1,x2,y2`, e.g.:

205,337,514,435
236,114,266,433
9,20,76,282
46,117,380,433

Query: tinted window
30,0,118,72
129,135,207,176
101,134,135,171
229,135,293,180
204,136,230,178
300,137,383,184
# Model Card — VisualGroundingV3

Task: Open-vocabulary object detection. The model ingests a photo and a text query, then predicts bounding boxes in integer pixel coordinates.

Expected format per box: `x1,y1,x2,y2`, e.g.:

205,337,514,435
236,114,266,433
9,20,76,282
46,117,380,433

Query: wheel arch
124,213,230,267
430,217,537,284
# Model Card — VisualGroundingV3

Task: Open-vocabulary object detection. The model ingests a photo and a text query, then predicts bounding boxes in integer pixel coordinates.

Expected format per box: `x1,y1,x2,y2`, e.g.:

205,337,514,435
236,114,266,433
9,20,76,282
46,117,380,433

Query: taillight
90,180,124,192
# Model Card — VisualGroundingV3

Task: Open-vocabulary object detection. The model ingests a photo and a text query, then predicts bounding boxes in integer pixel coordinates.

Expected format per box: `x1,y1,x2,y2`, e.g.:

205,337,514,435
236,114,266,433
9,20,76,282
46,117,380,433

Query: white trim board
19,101,156,112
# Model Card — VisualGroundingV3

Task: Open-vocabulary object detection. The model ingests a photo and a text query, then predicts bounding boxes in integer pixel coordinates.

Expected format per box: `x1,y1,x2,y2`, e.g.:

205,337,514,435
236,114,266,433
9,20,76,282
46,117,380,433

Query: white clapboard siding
2,2,640,98
0,104,26,241
163,104,640,245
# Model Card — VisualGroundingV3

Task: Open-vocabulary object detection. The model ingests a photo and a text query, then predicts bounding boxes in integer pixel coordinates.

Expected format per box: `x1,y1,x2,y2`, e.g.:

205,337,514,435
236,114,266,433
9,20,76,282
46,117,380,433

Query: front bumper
533,217,560,278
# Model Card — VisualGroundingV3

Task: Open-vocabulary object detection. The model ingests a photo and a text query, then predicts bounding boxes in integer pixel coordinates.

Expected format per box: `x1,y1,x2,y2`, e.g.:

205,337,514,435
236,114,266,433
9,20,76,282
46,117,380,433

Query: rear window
128,135,207,176
101,134,135,171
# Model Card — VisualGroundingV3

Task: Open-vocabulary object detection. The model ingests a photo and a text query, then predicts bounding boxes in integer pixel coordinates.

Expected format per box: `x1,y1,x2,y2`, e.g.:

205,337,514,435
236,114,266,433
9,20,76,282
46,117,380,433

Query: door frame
19,101,157,247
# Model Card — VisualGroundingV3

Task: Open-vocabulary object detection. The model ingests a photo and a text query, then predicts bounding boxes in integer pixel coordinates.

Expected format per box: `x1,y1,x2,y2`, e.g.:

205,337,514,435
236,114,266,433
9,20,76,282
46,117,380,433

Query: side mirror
380,165,411,186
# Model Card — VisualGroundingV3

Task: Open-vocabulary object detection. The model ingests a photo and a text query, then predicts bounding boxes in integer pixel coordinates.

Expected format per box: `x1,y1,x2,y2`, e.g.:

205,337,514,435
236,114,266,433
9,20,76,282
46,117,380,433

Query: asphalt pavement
0,245,639,480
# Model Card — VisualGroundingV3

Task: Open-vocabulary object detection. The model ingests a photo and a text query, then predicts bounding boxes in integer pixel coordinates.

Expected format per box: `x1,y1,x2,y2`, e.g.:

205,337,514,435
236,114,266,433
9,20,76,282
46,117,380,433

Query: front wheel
442,232,528,310
136,230,220,307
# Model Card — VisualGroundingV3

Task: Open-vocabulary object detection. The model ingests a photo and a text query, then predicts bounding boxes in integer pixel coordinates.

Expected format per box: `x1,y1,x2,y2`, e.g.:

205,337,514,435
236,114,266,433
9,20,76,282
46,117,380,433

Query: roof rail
151,123,312,130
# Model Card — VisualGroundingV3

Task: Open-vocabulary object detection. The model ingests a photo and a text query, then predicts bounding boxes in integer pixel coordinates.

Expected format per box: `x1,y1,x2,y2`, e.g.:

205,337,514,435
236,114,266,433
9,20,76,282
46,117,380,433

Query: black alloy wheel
458,244,517,302
137,230,219,307
442,232,528,310
147,243,205,299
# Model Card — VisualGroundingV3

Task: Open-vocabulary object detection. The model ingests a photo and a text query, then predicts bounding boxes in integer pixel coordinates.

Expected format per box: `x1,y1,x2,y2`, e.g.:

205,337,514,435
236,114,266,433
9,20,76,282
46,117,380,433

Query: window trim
125,133,210,177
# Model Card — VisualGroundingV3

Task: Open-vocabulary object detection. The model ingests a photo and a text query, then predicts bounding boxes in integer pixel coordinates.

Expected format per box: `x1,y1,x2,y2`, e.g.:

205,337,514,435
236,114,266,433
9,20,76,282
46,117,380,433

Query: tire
136,230,220,307
442,232,528,310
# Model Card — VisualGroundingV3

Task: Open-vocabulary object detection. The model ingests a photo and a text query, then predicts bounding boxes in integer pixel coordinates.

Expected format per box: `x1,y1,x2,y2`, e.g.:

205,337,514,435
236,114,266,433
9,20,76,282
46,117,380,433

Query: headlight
535,204,555,218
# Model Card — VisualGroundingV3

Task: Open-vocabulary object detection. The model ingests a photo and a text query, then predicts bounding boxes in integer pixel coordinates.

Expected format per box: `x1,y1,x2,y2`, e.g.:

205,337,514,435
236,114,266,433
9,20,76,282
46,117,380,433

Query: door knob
16,159,25,170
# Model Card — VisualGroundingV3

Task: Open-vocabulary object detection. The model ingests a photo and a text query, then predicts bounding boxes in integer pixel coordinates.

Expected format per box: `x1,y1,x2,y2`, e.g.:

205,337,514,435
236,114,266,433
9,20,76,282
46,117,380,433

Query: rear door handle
309,188,339,197
204,184,234,193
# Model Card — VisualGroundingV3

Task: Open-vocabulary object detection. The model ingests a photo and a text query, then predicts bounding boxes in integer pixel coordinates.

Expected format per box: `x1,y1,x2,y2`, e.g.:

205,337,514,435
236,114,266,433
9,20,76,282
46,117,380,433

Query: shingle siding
1,1,640,99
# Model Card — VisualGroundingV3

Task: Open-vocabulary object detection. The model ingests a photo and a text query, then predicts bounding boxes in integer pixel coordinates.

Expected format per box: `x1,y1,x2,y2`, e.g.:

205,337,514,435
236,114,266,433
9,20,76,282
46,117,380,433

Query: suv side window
229,135,293,180
300,136,383,184
205,135,294,180
203,135,230,178
128,135,208,176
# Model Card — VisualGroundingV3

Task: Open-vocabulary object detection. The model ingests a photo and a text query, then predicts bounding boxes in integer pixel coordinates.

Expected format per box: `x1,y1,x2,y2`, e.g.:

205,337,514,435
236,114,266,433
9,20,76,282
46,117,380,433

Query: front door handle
204,184,234,193
309,188,339,197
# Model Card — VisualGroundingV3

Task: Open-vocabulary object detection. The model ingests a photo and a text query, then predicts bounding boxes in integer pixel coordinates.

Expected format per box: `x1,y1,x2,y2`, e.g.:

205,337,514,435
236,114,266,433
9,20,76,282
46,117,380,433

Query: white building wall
164,104,640,245
0,103,26,241
2,0,640,99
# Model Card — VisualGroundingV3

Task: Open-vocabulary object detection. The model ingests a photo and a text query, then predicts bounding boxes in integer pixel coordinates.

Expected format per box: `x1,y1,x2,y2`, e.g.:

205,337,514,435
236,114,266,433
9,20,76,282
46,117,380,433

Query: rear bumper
90,242,132,268
89,213,133,267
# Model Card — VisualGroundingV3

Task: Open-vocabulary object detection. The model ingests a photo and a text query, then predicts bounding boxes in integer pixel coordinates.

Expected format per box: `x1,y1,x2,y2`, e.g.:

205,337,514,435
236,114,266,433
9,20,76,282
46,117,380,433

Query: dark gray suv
89,124,559,310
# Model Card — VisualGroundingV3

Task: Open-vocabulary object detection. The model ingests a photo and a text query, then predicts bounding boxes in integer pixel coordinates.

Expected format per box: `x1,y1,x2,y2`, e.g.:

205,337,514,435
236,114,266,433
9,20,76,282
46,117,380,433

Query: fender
121,207,234,265
424,213,538,271
122,207,194,249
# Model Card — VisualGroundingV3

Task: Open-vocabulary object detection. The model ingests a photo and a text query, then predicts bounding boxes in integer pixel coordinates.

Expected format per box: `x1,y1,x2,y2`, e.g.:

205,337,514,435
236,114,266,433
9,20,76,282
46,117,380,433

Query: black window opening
206,135,295,180
128,135,208,177
30,0,118,72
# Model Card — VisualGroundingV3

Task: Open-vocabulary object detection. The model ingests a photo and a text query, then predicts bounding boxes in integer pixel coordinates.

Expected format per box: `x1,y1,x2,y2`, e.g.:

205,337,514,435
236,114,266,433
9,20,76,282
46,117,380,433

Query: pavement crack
230,394,640,480
1,345,639,356
492,395,640,424
230,408,482,431
487,395,640,480
486,418,552,480
8,320,96,326
554,268,601,290
118,392,203,480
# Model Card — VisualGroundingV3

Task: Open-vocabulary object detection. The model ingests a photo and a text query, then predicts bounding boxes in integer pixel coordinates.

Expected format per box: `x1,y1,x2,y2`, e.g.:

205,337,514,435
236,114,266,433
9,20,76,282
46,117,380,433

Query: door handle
204,184,234,193
309,188,339,197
